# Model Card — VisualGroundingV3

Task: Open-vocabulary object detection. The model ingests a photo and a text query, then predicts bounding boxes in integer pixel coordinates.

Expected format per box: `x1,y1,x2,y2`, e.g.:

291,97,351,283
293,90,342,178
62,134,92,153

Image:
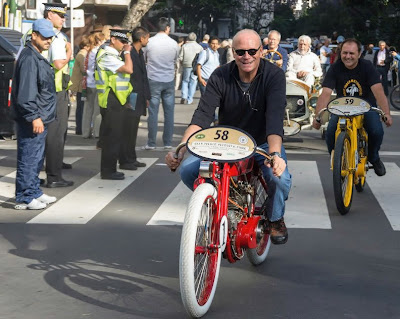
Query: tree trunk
121,0,157,30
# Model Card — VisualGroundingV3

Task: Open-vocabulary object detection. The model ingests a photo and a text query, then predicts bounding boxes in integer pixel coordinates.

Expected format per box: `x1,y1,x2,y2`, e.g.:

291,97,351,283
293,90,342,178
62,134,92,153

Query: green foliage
270,4,296,39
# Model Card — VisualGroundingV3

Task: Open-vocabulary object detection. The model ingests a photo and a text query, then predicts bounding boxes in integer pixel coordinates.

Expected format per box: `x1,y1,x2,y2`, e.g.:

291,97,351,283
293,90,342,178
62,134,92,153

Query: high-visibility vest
95,47,132,108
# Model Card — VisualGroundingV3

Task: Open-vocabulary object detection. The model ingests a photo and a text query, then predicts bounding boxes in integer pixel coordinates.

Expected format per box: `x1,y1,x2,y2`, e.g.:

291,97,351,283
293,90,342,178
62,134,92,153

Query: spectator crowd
10,5,399,210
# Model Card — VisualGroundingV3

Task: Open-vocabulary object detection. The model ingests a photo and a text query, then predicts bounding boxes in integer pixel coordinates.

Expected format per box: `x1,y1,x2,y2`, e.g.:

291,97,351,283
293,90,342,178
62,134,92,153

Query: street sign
63,9,85,28
61,0,84,9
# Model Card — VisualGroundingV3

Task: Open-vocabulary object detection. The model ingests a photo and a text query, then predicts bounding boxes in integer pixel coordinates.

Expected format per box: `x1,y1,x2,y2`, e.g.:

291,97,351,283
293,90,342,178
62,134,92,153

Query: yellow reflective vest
95,47,132,108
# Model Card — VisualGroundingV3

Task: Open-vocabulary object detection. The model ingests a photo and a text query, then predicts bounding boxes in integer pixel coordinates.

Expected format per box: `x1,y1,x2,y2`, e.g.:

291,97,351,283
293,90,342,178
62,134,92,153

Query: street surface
0,91,400,318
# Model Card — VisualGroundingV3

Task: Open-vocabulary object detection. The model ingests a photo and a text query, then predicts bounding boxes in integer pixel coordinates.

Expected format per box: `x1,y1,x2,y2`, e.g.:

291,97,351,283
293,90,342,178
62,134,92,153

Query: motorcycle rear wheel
247,174,271,265
333,132,354,215
179,183,221,318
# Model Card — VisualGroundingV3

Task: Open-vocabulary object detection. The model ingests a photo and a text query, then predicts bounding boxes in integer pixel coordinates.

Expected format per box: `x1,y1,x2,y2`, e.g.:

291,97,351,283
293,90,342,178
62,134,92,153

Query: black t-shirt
322,58,381,106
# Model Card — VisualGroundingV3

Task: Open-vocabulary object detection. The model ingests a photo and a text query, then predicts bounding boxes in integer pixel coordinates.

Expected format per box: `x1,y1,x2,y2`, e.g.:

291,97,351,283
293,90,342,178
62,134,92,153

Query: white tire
179,183,221,318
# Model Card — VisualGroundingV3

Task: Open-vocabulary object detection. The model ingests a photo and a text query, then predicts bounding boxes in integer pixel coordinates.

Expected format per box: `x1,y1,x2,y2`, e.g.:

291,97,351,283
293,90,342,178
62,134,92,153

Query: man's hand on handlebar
383,114,393,127
165,148,185,171
265,156,286,177
312,117,322,130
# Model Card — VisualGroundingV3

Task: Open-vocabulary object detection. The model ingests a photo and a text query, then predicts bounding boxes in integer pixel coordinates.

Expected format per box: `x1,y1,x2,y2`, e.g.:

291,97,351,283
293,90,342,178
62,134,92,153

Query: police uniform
42,3,74,187
95,29,133,179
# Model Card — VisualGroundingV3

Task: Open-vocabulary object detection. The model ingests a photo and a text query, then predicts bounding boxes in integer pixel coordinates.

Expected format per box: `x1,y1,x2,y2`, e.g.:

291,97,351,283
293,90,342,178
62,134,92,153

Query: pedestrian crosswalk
0,155,399,231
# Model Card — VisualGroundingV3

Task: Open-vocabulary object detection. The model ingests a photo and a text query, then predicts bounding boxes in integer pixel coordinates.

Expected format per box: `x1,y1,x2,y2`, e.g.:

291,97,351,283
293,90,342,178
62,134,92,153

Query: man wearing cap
42,2,74,188
95,28,133,180
12,19,57,210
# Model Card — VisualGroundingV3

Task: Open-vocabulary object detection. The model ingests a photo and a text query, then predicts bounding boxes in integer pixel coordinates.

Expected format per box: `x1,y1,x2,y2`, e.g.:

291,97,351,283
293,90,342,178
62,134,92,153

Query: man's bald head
232,29,261,48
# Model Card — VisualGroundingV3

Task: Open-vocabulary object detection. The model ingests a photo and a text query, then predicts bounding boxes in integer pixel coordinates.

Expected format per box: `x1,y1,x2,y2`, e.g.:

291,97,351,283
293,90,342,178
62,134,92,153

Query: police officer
12,19,57,210
42,3,74,188
95,29,133,180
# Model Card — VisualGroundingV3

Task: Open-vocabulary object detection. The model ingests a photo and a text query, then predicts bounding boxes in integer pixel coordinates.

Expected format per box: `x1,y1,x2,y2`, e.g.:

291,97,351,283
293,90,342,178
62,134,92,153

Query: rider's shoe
372,159,386,176
269,218,288,245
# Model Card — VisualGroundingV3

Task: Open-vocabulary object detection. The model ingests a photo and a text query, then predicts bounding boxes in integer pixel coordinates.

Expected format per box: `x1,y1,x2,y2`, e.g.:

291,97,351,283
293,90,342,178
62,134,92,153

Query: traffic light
178,18,184,27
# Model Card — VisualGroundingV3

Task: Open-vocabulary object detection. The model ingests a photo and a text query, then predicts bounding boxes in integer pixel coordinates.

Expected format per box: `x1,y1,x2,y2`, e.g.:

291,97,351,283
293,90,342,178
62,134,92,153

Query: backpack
192,49,209,76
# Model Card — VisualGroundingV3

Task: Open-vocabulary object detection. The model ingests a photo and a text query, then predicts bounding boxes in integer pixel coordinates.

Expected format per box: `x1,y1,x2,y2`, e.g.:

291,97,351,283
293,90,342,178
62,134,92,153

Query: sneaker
164,145,173,150
372,159,386,176
142,144,156,150
269,218,288,245
180,98,187,104
36,194,57,204
15,198,47,210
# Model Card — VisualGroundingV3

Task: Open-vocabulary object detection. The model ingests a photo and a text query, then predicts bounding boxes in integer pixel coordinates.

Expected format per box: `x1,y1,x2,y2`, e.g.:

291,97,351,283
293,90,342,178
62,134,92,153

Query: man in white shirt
179,32,203,105
143,17,180,150
319,38,332,77
286,35,322,87
373,40,393,96
43,3,74,188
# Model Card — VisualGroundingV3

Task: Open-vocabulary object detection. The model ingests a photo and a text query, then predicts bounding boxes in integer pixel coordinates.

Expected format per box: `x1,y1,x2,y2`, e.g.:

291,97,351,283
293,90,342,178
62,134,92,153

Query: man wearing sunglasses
166,29,292,245
12,19,57,210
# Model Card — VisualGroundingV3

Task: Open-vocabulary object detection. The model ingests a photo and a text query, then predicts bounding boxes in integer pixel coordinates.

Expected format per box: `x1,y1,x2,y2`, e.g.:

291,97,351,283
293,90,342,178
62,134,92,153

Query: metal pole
70,0,74,58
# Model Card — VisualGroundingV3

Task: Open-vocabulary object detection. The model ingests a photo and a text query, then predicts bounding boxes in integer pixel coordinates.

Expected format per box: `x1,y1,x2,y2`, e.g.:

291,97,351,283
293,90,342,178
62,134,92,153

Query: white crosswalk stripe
0,157,81,205
0,155,399,230
147,161,332,229
366,162,400,231
28,158,157,224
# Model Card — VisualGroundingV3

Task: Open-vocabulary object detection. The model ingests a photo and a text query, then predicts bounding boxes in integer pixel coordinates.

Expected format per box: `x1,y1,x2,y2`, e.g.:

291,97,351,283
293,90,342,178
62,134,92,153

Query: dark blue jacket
263,45,289,72
12,42,56,124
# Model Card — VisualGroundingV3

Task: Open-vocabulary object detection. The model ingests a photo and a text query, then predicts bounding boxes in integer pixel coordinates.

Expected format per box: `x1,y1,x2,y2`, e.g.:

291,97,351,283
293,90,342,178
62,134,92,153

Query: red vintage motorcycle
174,126,272,317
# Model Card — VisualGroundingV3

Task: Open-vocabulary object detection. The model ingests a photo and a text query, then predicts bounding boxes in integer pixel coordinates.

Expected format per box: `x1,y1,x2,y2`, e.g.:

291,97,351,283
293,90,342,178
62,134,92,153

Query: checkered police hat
109,29,131,41
43,2,68,14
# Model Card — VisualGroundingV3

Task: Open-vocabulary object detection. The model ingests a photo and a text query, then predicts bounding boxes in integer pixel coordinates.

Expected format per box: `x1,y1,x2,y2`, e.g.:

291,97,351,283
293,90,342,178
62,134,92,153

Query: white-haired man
286,35,322,87
179,32,203,104
262,30,289,71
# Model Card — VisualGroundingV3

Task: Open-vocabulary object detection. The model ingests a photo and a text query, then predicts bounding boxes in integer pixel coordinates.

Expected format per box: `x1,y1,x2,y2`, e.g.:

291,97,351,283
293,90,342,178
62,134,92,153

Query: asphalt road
0,92,400,319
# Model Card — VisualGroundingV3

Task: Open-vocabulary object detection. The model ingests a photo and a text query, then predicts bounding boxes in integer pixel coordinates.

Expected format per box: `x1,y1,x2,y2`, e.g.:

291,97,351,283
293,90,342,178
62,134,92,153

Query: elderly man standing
286,35,322,87
143,17,180,150
179,32,203,105
12,19,57,210
319,38,332,77
262,30,288,72
373,40,393,96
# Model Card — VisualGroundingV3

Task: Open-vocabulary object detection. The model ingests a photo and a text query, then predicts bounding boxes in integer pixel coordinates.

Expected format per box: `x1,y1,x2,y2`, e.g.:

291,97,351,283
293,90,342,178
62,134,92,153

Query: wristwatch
269,152,282,158
123,51,130,55
315,117,321,124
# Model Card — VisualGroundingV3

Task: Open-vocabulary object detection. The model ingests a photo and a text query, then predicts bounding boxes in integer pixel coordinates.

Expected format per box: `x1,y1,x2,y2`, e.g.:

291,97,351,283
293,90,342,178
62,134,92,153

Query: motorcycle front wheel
333,132,354,215
179,183,221,318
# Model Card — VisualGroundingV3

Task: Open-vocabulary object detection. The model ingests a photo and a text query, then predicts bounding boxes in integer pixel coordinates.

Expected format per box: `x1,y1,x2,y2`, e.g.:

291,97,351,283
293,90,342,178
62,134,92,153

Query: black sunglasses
234,45,261,56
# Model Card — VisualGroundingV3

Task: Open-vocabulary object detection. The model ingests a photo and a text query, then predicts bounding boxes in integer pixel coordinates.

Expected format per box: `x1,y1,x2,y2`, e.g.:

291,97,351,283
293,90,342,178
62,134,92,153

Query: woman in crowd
81,32,106,139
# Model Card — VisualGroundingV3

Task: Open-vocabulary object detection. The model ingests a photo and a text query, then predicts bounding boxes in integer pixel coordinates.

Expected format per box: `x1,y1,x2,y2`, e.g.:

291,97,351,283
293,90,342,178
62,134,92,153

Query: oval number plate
187,126,256,162
328,97,371,116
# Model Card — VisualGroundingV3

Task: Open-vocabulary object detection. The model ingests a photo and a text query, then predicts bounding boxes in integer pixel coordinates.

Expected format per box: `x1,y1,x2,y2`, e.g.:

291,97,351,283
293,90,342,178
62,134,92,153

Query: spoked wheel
333,132,354,215
389,85,400,110
247,173,271,265
179,183,221,318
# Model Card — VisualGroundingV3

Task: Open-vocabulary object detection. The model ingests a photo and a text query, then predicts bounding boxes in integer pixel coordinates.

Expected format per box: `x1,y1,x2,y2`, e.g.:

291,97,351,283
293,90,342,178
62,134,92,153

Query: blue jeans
199,79,208,96
181,67,198,104
326,111,384,163
147,79,175,147
15,121,47,204
179,142,292,222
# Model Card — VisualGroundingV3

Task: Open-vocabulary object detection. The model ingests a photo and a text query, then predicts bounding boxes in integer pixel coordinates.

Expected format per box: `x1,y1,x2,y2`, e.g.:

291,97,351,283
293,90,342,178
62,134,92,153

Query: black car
0,27,22,138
